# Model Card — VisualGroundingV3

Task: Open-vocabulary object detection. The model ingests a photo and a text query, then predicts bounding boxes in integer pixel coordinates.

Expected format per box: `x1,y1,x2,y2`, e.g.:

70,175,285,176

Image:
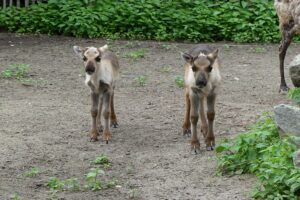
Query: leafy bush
0,0,285,42
217,114,300,199
288,88,300,106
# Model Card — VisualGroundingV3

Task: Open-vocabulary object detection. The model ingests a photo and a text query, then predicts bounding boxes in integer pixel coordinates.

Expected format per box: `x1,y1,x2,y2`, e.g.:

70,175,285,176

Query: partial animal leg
190,92,201,154
182,90,191,136
96,97,103,133
90,92,100,142
110,90,118,128
199,97,208,139
279,26,294,93
206,93,216,151
103,90,112,144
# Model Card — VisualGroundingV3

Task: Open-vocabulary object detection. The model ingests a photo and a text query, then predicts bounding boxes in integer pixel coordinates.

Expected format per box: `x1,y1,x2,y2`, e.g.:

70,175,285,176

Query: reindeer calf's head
73,45,108,75
182,49,219,88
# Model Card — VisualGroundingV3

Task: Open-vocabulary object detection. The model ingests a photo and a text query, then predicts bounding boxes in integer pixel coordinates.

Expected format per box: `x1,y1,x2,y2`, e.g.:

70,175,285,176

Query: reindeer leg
103,90,112,144
199,97,208,139
110,90,118,128
190,92,201,154
182,89,191,137
279,26,294,93
206,93,216,151
90,92,100,142
96,96,103,133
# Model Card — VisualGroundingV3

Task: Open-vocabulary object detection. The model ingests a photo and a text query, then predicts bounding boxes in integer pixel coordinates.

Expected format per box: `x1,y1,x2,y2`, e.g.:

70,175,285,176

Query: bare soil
0,33,295,200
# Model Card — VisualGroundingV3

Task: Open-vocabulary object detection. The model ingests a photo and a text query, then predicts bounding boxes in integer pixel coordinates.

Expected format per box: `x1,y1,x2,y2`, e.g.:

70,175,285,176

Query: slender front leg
206,93,216,151
182,89,191,136
90,92,100,142
190,92,200,154
199,96,208,139
279,28,294,93
96,97,103,133
103,90,112,144
110,90,118,128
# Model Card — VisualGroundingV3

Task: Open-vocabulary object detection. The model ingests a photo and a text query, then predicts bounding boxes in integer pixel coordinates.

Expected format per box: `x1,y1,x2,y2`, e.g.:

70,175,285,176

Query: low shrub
217,114,300,199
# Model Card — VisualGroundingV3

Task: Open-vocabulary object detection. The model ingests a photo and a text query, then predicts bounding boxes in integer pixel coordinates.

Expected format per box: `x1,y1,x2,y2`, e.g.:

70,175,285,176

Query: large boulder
274,104,300,138
289,54,300,87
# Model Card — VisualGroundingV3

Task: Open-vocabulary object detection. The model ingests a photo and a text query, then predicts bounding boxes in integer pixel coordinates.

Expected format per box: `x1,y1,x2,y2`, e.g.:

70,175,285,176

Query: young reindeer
73,45,120,143
274,0,300,93
181,45,221,154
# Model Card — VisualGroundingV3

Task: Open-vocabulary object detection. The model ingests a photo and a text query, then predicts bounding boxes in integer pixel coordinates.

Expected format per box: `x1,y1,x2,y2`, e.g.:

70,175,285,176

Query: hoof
90,136,99,142
191,140,201,154
111,121,119,128
104,130,111,143
90,129,99,142
206,146,215,151
279,85,289,94
183,129,191,137
98,125,103,133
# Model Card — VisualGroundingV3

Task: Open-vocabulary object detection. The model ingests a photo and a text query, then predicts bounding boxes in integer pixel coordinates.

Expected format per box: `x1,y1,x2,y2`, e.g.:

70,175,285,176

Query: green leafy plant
288,88,300,105
85,168,104,191
126,49,146,60
1,64,29,79
65,178,80,191
24,167,40,177
253,47,266,53
175,76,184,88
11,193,20,200
47,177,65,190
91,154,111,168
134,76,146,86
217,114,300,199
160,66,172,73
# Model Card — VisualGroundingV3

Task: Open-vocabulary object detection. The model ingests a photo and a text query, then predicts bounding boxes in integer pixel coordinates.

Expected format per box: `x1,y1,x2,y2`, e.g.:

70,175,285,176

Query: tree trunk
17,0,20,7
25,0,29,7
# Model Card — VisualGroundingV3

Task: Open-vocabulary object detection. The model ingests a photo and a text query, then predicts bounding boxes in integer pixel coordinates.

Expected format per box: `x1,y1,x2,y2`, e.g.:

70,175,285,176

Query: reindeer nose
85,65,95,74
196,80,207,87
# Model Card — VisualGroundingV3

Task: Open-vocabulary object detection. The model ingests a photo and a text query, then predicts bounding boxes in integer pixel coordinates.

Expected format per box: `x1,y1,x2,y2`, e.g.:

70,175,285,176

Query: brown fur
181,45,221,153
73,45,119,143
274,0,300,92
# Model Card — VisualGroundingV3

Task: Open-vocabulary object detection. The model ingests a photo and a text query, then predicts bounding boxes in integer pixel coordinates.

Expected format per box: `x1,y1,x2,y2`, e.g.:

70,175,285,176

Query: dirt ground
0,33,295,200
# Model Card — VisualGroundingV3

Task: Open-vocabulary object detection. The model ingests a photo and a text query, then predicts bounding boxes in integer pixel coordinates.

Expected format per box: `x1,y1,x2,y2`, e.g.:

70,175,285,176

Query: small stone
293,150,300,168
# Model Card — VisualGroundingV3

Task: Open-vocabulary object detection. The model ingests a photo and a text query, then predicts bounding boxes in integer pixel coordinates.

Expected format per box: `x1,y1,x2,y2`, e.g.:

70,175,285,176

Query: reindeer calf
73,45,119,143
181,45,221,154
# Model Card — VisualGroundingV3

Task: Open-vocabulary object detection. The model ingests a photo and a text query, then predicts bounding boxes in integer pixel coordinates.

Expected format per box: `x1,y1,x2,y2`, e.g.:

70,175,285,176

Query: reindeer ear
98,44,108,52
73,46,85,58
207,49,219,61
181,52,193,64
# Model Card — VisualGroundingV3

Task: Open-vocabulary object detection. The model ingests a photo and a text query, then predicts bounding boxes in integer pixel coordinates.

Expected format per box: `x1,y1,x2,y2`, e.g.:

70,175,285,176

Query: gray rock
274,104,300,139
289,54,300,87
293,149,300,168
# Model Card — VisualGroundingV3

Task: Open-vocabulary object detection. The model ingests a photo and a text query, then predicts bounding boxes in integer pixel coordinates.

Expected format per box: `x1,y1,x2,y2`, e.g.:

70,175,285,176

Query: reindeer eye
83,56,87,62
207,65,212,72
95,56,101,62
192,65,197,72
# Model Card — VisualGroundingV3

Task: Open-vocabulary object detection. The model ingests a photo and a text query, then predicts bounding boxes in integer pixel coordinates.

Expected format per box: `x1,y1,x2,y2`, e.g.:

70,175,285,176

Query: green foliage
0,0,285,43
175,76,184,88
47,177,65,190
91,154,111,168
126,49,146,60
134,76,147,86
65,178,80,191
217,114,300,199
85,168,104,191
11,193,20,200
288,88,300,105
24,167,40,177
1,64,29,79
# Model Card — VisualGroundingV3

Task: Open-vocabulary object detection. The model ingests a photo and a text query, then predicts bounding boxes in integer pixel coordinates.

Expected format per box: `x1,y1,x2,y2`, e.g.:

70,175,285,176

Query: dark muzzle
85,64,95,75
196,79,207,88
